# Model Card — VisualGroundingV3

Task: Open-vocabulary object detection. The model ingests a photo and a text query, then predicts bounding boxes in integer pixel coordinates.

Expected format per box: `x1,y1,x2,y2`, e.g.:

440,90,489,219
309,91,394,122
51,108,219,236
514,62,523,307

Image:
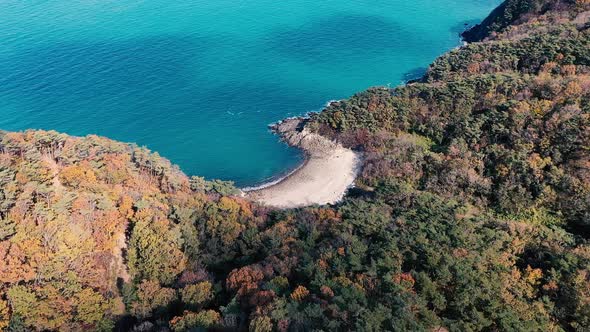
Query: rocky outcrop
269,117,341,158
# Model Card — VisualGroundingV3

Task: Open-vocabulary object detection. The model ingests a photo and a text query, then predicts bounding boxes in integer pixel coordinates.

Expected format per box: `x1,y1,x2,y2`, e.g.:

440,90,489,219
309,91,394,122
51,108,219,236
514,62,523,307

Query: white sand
245,119,360,208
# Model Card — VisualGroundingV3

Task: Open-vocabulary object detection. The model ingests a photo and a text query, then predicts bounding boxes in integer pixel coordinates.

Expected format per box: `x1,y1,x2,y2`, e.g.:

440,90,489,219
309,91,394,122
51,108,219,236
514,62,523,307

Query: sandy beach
245,118,360,208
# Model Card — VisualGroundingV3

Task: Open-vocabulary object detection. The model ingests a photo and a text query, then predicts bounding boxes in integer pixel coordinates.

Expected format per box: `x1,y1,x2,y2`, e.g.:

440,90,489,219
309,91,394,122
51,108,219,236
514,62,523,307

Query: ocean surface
0,0,500,186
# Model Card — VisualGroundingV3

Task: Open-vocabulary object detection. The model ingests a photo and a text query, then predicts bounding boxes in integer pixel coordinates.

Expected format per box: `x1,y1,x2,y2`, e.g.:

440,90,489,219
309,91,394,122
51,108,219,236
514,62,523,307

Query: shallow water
0,0,499,186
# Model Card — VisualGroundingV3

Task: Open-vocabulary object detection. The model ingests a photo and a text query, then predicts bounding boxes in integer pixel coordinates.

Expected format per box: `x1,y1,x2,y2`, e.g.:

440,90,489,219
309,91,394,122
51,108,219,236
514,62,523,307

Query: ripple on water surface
0,0,500,186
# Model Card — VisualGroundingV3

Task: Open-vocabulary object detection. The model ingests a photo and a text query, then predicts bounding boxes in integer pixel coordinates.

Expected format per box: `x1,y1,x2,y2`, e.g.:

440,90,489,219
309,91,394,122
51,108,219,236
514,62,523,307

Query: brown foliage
226,266,265,296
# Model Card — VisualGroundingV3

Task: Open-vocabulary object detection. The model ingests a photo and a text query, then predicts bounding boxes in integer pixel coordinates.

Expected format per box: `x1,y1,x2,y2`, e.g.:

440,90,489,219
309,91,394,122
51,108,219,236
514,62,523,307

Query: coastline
244,117,361,208
242,157,310,192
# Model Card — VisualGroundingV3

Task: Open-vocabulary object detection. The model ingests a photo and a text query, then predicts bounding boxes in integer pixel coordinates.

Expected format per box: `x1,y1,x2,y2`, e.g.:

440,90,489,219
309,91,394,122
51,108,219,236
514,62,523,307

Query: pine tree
0,217,15,241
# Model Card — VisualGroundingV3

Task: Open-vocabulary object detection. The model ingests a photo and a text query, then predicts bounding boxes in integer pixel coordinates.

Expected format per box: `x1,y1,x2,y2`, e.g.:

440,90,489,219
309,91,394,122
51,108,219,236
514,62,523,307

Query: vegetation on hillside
462,0,586,42
0,0,589,331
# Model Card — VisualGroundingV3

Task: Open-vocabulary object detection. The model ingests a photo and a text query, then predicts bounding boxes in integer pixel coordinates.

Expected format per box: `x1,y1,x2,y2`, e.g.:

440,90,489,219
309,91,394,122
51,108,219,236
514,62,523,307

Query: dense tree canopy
0,0,589,331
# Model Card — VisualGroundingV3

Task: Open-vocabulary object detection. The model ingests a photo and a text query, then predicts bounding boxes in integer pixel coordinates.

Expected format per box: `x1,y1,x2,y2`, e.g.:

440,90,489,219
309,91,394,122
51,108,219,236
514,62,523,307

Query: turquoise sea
0,0,500,186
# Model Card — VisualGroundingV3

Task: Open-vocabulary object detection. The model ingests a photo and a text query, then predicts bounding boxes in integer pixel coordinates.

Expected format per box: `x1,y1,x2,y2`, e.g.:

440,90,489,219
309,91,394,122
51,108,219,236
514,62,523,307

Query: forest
0,0,589,331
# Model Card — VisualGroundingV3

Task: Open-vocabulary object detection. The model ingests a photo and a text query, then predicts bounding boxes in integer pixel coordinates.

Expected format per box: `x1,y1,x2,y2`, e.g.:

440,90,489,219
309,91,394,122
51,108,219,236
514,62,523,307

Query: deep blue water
0,0,499,186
